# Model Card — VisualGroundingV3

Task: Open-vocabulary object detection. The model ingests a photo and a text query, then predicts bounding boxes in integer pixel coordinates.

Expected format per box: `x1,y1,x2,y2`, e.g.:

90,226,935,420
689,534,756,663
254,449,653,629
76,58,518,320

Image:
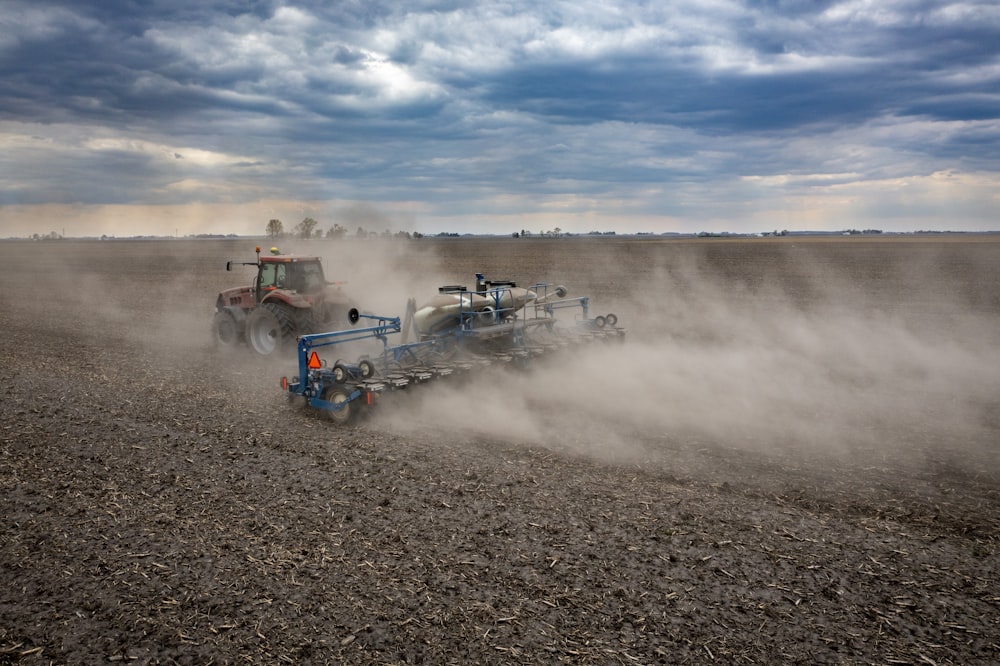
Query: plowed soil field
2,236,999,665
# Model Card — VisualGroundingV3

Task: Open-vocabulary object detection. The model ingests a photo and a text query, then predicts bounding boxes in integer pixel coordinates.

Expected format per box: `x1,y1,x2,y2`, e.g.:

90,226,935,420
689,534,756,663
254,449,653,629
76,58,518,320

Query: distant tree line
512,227,565,238
265,218,888,241
266,218,423,240
30,231,65,240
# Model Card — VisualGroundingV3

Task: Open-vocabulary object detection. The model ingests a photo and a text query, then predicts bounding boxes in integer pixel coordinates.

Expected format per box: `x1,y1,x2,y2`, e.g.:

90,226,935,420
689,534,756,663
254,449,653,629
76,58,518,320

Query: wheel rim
324,389,351,424
248,314,278,354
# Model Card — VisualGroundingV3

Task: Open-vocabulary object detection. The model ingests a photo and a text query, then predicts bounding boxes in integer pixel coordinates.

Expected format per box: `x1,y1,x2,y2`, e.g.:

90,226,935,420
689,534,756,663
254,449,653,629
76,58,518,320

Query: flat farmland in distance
2,235,998,664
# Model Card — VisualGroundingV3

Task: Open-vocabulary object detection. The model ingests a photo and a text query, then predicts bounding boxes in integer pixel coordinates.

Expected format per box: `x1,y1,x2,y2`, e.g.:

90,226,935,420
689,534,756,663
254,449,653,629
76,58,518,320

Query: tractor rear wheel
246,302,297,356
322,387,352,424
212,310,243,347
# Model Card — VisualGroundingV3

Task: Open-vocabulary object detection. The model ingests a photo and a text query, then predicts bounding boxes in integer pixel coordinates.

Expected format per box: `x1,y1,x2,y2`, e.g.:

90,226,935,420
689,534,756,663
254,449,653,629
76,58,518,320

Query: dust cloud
373,243,1000,474
10,237,994,476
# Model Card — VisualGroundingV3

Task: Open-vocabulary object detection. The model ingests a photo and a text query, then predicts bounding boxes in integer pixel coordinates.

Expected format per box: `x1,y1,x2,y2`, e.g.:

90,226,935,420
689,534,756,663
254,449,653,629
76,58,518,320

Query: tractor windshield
258,260,325,293
294,261,326,293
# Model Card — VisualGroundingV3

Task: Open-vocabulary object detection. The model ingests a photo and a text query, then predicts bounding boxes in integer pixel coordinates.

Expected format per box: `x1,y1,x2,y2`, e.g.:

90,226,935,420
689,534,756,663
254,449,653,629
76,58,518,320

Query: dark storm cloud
474,7,998,135
478,60,891,132
1,0,998,234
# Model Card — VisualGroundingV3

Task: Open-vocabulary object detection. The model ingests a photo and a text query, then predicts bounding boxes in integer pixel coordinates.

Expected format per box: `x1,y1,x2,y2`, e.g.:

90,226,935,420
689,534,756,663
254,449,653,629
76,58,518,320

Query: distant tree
326,223,347,239
266,219,284,238
355,226,368,239
294,217,319,239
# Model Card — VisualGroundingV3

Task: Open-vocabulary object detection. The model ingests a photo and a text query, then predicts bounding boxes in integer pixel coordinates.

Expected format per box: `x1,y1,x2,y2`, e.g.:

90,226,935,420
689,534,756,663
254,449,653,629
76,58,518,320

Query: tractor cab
256,255,326,301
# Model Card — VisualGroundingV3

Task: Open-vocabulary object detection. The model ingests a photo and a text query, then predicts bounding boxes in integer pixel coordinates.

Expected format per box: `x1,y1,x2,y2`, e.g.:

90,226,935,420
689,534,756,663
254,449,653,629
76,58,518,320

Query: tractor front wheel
246,302,297,356
212,310,243,348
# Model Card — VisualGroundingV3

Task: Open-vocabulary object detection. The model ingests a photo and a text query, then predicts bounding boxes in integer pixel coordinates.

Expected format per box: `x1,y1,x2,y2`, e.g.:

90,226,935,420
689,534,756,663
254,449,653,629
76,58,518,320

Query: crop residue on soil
1,236,998,664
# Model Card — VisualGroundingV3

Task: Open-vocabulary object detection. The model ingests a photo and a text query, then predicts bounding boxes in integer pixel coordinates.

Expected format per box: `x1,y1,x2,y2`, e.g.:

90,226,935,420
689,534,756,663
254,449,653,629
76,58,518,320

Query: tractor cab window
259,261,322,293
296,262,325,293
258,263,287,291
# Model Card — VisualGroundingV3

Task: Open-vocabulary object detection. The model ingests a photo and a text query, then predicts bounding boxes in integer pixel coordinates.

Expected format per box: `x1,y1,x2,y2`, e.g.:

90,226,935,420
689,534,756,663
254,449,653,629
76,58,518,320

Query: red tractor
212,246,354,356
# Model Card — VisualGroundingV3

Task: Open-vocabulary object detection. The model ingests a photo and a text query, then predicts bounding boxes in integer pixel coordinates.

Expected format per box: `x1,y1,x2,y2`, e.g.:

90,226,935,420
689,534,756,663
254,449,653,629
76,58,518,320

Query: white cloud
929,2,1000,27
82,136,254,168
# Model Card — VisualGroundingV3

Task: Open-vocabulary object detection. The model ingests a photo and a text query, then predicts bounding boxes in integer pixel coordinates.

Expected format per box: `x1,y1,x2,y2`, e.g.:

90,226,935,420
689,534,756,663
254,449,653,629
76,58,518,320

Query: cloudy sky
1,0,998,237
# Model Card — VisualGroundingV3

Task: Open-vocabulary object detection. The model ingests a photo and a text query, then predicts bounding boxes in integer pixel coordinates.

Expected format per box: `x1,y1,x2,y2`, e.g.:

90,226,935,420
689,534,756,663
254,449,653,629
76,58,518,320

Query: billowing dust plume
371,242,1000,474
70,236,995,475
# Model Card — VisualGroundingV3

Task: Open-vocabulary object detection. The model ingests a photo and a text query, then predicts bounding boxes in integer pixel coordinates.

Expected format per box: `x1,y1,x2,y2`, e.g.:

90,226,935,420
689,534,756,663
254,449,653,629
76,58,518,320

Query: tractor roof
260,254,322,264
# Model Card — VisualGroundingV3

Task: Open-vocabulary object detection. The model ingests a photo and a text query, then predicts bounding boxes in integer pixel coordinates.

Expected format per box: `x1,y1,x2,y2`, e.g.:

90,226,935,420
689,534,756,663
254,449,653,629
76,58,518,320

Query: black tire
594,315,606,329
246,302,297,356
605,313,618,327
322,387,352,425
212,310,243,347
359,359,376,379
333,363,348,383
